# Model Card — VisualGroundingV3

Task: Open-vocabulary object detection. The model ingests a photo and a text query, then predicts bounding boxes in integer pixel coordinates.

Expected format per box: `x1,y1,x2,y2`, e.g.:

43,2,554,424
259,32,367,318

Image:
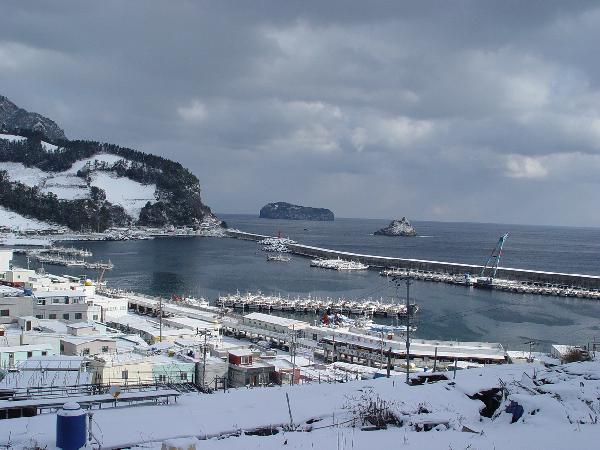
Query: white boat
310,258,369,271
267,254,291,262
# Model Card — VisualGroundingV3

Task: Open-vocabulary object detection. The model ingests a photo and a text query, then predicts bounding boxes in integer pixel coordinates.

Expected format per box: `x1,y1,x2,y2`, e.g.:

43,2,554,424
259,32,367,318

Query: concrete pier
226,229,600,290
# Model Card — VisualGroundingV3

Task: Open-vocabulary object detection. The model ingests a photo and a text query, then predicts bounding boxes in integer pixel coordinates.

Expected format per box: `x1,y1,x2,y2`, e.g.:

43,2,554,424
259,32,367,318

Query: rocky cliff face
259,202,334,221
374,217,417,236
0,95,66,141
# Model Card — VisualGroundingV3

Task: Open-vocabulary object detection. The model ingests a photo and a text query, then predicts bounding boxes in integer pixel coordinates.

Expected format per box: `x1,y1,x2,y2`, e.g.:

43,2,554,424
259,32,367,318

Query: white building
0,249,12,272
90,295,129,321
0,286,33,324
33,290,101,322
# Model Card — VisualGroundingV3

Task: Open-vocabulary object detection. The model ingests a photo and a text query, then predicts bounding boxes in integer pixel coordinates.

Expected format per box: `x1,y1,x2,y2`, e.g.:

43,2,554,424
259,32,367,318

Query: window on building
240,356,250,365
53,298,60,304
102,346,109,353
122,370,129,380
82,348,90,356
41,351,47,356
75,313,82,320
35,314,43,319
63,313,69,320
27,351,33,357
93,315,99,320
0,309,9,317
60,344,64,352
158,374,166,382
49,314,57,319
180,373,187,380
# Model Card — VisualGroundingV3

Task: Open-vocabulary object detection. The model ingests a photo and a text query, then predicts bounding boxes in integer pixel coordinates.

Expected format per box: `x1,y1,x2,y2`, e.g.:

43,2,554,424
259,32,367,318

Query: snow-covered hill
0,147,157,218
0,95,218,231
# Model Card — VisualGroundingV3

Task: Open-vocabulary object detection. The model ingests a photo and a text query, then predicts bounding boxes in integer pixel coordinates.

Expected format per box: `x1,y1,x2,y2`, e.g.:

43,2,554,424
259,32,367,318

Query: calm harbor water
14,215,600,351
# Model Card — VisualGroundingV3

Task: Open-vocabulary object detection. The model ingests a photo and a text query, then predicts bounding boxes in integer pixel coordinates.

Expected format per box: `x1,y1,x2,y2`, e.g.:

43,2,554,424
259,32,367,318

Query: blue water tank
23,288,33,296
56,402,86,450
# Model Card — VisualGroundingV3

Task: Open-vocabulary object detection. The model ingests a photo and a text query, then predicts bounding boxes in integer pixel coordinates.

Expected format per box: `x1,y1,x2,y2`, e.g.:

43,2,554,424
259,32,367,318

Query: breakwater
226,229,600,290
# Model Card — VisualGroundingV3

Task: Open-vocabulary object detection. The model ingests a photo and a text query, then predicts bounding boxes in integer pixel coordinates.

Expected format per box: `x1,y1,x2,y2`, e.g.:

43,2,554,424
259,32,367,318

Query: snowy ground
0,153,156,219
1,360,600,449
0,206,57,231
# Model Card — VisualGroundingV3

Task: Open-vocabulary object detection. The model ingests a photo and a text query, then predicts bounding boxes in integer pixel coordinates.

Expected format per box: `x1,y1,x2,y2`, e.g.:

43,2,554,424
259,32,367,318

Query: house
151,357,195,384
89,353,153,385
0,344,55,369
228,349,275,388
60,337,117,356
3,269,35,286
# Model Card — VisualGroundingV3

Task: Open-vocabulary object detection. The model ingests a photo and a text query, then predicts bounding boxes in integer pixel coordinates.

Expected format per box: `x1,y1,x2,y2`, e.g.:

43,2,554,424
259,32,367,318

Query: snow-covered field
91,171,156,218
1,360,600,449
0,153,156,219
0,206,56,231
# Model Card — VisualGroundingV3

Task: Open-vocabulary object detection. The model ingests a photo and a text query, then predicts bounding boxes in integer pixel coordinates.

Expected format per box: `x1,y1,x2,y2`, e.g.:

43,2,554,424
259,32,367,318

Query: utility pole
290,324,297,385
393,275,412,385
202,331,208,388
158,297,163,343
405,278,411,385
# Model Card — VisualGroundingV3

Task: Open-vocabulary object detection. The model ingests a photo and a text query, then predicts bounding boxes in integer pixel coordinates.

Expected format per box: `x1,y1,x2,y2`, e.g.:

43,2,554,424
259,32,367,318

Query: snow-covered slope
0,206,57,230
1,360,599,449
0,153,157,216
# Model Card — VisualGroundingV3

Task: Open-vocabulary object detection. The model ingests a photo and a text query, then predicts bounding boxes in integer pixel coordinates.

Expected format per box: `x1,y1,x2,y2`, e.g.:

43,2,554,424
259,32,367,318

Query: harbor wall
225,229,600,289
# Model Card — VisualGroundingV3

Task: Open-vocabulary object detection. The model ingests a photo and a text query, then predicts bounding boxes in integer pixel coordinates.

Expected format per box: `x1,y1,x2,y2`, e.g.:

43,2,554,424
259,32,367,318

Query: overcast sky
2,1,600,226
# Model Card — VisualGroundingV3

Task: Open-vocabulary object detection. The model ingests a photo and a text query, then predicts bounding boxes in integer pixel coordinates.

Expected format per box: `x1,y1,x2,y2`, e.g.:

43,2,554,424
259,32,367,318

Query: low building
89,352,153,385
0,355,92,390
0,344,55,369
90,295,129,321
0,286,33,324
195,356,229,389
33,290,100,322
151,357,195,384
242,312,309,335
0,248,12,272
228,349,275,387
60,337,117,357
3,269,35,286
66,322,95,336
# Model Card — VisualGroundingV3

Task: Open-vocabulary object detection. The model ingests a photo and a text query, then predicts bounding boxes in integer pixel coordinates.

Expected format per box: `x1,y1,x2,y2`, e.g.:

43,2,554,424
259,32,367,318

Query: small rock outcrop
374,217,417,236
259,202,334,221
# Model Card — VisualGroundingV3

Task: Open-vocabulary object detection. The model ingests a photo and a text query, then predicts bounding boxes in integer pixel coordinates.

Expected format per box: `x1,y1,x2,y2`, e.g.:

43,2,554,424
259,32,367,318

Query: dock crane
476,232,509,289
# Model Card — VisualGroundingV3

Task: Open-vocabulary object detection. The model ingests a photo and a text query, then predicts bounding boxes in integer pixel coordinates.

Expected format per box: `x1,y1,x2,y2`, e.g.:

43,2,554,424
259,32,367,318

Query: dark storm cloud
2,1,600,225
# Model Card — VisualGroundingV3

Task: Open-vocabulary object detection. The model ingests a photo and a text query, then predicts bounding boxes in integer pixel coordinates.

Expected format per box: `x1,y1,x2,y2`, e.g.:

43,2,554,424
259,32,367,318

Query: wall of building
60,339,116,356
0,249,12,272
33,303,101,322
0,296,33,324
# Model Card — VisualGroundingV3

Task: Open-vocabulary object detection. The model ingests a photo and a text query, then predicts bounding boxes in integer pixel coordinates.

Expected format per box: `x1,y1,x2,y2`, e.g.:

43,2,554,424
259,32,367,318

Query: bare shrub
344,390,402,429
563,347,590,363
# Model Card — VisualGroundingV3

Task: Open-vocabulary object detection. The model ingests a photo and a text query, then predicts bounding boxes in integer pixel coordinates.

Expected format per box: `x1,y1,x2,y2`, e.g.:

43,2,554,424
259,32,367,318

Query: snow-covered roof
244,312,309,329
67,322,94,329
229,349,253,357
0,343,54,353
18,355,87,370
34,290,87,298
60,336,115,346
0,285,22,296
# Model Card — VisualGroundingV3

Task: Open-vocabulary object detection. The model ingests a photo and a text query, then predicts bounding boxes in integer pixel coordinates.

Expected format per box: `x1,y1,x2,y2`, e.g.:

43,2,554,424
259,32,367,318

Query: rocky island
259,202,334,221
374,217,417,236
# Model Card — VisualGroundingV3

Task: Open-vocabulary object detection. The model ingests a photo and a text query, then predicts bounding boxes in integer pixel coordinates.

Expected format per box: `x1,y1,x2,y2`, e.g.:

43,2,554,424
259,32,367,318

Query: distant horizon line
215,212,600,230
